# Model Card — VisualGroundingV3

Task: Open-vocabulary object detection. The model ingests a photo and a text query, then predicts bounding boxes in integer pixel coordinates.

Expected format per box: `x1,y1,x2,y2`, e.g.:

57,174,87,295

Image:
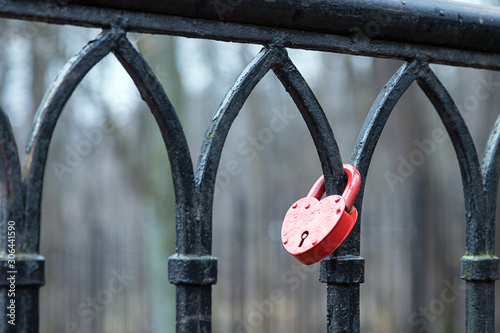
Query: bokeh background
1,0,500,332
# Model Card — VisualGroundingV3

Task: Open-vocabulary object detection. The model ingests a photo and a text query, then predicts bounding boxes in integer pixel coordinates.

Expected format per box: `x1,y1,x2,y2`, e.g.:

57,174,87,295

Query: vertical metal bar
113,34,218,333
466,114,500,333
0,109,45,332
19,30,116,333
196,45,347,332
175,285,212,332
463,281,496,332
271,51,357,331
417,65,499,333
481,114,500,255
188,47,277,333
0,257,45,333
319,61,418,333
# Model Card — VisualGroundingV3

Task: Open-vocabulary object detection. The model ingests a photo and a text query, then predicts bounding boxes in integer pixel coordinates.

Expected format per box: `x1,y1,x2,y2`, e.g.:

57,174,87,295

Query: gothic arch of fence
0,0,499,332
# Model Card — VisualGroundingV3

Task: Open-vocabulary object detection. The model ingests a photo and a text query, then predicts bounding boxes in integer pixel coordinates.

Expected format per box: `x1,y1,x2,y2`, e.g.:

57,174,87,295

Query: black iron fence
0,0,499,332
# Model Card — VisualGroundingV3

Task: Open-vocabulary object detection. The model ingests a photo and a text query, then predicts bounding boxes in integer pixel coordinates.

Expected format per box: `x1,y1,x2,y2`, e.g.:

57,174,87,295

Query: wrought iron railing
0,0,499,332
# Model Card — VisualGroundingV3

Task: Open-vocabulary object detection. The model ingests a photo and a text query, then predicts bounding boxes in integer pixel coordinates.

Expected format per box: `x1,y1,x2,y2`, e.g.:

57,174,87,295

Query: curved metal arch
417,64,485,255
196,46,346,255
272,50,345,197
345,60,420,255
481,113,500,253
22,30,119,253
195,46,280,255
112,35,197,255
0,108,24,251
351,61,420,181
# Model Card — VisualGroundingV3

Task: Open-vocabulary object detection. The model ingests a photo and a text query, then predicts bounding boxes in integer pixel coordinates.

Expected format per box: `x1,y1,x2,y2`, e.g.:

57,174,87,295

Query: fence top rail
2,0,500,70
68,0,500,53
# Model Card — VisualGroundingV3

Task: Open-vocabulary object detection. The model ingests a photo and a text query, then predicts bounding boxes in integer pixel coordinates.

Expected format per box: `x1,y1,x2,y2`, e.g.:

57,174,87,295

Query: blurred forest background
1,0,500,332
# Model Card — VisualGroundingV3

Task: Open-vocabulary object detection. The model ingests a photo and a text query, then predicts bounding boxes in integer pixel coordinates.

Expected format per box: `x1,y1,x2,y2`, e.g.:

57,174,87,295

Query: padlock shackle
306,164,361,211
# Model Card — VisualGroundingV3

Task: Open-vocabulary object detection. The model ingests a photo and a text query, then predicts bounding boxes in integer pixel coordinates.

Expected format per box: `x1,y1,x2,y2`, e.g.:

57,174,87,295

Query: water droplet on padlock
305,203,310,209
292,202,298,209
283,238,289,245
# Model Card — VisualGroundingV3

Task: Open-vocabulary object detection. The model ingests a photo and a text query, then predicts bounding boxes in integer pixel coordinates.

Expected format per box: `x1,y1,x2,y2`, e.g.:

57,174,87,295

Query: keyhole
299,231,309,247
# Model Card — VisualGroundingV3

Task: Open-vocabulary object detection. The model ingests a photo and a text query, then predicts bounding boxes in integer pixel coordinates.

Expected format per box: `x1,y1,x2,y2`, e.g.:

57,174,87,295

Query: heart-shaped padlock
281,164,361,265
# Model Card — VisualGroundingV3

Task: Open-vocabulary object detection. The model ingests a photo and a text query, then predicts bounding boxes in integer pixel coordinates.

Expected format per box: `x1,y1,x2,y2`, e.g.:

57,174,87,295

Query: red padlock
281,164,361,265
